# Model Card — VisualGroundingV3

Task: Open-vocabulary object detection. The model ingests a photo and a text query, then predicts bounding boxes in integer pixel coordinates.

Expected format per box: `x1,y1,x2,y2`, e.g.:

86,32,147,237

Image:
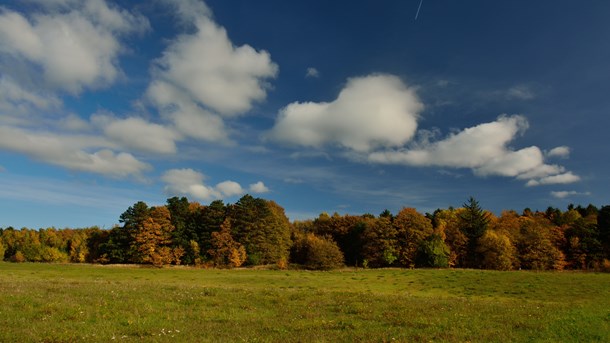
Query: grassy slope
1,263,609,342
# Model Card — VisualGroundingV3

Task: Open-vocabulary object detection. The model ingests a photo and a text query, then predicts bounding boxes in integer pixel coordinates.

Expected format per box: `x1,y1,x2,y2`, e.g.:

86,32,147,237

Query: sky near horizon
1,0,609,229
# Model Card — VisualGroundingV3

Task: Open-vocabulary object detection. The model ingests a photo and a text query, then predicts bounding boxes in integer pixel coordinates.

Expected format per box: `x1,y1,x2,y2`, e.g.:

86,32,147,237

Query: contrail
415,0,424,20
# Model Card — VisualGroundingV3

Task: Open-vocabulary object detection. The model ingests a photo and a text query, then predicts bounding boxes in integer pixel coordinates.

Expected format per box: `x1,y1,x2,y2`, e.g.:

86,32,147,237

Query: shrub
11,251,26,263
415,234,450,268
291,233,344,270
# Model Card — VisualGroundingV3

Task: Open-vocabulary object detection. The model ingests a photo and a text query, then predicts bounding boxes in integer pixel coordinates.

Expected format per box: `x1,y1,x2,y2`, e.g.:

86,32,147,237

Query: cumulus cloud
92,114,179,154
546,146,570,158
268,74,423,152
162,168,221,201
216,180,244,197
149,4,278,116
249,181,270,193
162,168,269,201
369,115,529,168
526,172,581,187
368,115,578,186
0,126,150,177
0,0,149,94
147,80,229,143
145,1,277,144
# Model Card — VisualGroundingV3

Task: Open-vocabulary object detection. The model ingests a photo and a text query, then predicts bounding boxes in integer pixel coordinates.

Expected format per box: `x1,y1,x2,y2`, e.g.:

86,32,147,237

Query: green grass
1,263,609,342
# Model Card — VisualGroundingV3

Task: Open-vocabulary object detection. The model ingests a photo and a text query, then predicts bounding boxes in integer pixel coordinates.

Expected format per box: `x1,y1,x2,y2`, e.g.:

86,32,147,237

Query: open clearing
1,263,609,342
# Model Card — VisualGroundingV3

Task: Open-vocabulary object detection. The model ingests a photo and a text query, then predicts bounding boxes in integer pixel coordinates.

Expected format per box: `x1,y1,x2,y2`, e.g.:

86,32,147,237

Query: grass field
1,263,609,342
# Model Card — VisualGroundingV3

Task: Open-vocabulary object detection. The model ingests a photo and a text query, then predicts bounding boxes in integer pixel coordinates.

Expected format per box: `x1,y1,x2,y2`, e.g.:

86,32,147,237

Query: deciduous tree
394,208,433,268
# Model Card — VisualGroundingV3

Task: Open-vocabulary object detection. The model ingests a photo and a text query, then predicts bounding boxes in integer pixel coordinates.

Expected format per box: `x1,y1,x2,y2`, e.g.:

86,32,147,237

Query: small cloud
436,80,451,87
551,191,591,199
245,145,271,154
506,85,535,100
216,180,244,197
546,146,570,159
283,177,303,184
162,168,269,201
526,172,580,187
437,169,463,178
306,67,320,78
0,165,5,172
249,181,269,193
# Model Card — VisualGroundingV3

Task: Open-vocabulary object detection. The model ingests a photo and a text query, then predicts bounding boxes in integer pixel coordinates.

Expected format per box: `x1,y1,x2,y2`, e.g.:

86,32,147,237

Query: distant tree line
1,195,610,271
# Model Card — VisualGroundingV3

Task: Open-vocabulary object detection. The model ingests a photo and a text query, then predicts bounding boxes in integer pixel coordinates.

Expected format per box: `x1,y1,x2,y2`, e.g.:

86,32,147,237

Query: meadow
1,263,609,342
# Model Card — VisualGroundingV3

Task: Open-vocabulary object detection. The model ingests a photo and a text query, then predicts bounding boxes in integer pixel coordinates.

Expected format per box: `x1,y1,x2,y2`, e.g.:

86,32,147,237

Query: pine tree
459,197,490,268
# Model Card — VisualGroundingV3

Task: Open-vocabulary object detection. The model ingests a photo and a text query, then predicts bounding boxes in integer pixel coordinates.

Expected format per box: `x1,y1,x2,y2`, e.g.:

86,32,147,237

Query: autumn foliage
1,196,610,272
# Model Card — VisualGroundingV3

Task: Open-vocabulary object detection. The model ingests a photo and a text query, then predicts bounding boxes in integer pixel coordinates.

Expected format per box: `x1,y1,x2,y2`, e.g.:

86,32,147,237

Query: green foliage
415,234,450,268
360,217,398,267
3,195,610,272
312,213,364,266
229,195,292,265
105,201,150,263
40,246,68,263
291,233,345,270
599,206,610,258
460,197,491,268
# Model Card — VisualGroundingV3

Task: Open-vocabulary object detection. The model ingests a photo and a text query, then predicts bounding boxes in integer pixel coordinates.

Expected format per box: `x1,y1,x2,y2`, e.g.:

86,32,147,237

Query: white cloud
147,80,230,143
162,168,269,201
368,115,579,185
150,6,278,116
0,1,149,94
249,181,270,193
546,146,570,158
59,114,92,131
526,172,581,187
216,180,244,197
268,74,423,152
0,125,150,178
306,67,320,78
0,76,61,112
369,115,529,168
162,168,220,201
551,190,591,199
94,115,179,154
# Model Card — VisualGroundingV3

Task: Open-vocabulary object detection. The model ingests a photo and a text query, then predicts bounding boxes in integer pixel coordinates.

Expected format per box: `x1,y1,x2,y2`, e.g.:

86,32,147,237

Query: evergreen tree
597,205,610,259
459,197,490,268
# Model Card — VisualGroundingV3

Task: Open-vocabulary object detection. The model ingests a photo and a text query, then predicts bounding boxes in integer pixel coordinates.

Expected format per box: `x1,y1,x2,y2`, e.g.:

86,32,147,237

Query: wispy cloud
551,190,591,199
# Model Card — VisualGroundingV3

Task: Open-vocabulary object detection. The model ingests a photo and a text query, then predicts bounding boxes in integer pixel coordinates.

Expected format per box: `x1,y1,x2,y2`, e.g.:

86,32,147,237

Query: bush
11,251,26,263
415,234,450,268
291,233,344,270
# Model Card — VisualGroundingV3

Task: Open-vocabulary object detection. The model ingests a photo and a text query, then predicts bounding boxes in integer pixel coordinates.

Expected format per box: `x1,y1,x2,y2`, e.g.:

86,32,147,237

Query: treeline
1,195,610,271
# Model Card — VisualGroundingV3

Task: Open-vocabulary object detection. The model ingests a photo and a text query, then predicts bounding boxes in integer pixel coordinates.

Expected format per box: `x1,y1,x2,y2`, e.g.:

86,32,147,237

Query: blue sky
1,0,609,229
